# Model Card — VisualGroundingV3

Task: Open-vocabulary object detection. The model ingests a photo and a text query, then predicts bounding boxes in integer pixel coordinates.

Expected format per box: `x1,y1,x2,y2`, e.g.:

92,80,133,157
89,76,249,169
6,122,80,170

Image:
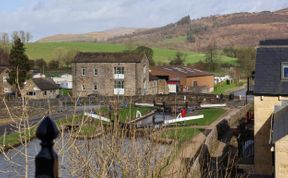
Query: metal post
35,116,59,178
246,77,249,105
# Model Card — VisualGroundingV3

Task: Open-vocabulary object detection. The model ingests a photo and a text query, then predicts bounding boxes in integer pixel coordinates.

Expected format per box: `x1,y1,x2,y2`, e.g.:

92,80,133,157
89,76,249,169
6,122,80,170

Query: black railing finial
35,116,59,178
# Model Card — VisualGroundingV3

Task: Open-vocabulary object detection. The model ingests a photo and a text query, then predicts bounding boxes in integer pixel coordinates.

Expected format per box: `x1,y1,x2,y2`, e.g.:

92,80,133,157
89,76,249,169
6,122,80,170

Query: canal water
0,132,171,177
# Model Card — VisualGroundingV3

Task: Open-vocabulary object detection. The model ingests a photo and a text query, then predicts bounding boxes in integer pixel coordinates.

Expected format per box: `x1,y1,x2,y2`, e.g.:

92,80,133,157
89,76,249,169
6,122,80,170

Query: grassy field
23,42,237,65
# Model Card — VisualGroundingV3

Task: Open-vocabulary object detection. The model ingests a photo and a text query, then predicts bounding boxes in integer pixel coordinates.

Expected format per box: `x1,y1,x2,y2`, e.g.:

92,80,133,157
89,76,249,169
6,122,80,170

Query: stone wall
77,93,240,107
189,104,252,177
0,71,4,97
148,80,169,95
275,135,288,178
253,96,284,175
136,56,149,95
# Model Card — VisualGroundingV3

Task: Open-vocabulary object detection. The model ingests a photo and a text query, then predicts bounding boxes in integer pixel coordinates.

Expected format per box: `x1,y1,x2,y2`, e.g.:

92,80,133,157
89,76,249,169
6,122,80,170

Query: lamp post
246,71,255,104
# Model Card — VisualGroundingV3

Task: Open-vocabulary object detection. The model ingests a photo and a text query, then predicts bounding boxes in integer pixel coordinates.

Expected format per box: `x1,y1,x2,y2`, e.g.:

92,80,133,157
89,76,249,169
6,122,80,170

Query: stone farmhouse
72,52,150,97
150,66,214,93
23,78,59,99
254,39,288,177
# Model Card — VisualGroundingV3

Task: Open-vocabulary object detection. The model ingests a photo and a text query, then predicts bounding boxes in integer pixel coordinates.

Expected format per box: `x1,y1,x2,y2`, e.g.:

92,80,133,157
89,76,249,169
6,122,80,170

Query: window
44,91,47,95
82,85,85,90
94,84,97,90
282,63,288,79
93,68,98,76
27,91,36,96
81,68,86,76
114,67,124,74
193,81,198,87
114,80,124,88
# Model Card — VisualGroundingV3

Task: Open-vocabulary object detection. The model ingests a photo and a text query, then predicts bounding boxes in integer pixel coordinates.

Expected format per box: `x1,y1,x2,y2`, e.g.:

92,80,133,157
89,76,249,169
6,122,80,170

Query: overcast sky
1,0,288,40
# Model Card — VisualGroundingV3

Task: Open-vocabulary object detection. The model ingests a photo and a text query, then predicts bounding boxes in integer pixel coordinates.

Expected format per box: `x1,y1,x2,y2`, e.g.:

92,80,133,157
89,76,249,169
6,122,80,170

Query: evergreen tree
8,37,30,87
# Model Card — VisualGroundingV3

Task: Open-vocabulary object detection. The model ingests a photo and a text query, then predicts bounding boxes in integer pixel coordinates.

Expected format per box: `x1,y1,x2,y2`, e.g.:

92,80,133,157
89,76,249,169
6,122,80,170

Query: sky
1,0,288,41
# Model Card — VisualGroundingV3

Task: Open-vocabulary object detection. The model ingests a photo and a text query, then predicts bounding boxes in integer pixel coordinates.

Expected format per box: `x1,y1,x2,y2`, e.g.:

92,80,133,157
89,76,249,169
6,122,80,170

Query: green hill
24,42,236,65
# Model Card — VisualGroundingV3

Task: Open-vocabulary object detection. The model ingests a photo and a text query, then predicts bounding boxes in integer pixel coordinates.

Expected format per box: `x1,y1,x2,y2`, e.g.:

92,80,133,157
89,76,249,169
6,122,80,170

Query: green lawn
0,115,82,149
182,108,226,126
59,88,72,96
161,128,200,143
97,106,154,123
76,121,103,136
213,81,245,95
0,126,36,150
21,42,236,65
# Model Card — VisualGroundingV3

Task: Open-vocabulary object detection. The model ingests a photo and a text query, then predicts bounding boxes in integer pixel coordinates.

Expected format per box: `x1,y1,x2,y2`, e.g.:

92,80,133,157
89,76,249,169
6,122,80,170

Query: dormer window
281,63,288,80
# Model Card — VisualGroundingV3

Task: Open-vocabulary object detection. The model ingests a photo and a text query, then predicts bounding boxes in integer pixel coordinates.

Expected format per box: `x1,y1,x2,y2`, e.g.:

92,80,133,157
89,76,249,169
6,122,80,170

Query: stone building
148,75,169,95
72,52,149,97
254,39,288,177
150,66,214,93
23,78,59,99
0,50,12,97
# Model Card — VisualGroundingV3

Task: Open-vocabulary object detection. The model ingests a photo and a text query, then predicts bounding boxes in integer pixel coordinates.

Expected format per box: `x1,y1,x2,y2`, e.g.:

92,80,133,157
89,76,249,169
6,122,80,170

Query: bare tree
0,33,10,45
19,31,26,43
25,32,32,43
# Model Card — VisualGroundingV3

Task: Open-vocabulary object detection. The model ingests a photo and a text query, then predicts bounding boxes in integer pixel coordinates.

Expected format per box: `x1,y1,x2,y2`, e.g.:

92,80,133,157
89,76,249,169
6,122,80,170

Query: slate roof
73,52,145,63
254,39,288,96
32,78,59,91
271,105,288,143
259,39,288,46
150,66,213,78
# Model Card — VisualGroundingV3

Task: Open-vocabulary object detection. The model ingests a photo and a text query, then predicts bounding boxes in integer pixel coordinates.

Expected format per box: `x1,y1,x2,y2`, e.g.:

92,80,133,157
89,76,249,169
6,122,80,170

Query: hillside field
24,42,236,65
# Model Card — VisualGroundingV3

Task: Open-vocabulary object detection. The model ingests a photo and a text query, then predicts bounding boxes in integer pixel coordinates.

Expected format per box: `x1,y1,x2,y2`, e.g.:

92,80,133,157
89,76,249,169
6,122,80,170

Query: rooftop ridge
259,39,288,46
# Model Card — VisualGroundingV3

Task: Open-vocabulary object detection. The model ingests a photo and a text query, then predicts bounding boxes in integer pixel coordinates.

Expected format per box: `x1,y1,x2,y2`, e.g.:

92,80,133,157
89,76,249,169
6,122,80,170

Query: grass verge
213,81,245,95
161,128,200,144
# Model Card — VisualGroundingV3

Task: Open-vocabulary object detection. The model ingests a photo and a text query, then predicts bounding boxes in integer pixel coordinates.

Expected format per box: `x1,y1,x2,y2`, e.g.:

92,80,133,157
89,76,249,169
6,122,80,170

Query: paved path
163,107,241,177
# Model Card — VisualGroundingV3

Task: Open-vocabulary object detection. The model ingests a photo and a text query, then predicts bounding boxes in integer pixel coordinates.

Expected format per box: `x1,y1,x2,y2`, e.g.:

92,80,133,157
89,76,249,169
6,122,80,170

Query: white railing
135,103,154,107
164,114,204,124
200,104,226,108
114,74,124,79
114,88,125,95
84,112,111,122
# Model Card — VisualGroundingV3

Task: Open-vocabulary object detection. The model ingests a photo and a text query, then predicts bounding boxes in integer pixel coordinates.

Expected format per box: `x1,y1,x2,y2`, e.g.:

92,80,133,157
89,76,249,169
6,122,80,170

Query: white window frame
114,80,124,89
114,67,124,74
93,68,98,76
281,63,288,80
81,68,86,76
